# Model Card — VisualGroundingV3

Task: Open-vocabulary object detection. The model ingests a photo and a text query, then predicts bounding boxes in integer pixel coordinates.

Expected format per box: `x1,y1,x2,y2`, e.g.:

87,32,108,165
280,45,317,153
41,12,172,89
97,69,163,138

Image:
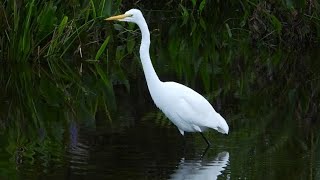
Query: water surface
1,6,320,180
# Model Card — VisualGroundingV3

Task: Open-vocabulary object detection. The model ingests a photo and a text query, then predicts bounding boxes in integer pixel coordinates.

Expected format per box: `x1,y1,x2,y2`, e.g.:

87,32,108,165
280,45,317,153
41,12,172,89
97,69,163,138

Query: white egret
106,9,229,146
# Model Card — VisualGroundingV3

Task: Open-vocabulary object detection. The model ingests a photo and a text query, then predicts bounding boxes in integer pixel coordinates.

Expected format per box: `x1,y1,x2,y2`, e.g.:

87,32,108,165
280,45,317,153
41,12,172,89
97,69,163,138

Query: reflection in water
67,121,90,175
170,152,229,180
0,4,319,179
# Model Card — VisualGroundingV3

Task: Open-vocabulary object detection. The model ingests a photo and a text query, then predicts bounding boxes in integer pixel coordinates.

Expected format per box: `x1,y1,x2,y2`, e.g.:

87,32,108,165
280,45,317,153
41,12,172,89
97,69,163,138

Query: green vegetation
0,0,126,125
0,0,121,61
0,0,319,178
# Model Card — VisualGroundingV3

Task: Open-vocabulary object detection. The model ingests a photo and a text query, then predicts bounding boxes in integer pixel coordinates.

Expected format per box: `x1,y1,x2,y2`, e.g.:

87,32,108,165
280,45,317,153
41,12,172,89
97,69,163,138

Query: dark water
1,7,320,180
0,82,319,179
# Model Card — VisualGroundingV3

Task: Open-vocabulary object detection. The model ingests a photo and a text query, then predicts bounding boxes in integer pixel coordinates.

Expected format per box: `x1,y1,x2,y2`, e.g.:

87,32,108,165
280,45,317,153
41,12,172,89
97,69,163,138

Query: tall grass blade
90,0,97,18
58,16,68,36
95,36,110,60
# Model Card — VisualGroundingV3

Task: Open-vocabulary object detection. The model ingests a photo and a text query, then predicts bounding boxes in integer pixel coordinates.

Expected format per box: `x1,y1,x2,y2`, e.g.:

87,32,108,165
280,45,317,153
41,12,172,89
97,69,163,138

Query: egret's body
106,9,229,145
152,81,227,135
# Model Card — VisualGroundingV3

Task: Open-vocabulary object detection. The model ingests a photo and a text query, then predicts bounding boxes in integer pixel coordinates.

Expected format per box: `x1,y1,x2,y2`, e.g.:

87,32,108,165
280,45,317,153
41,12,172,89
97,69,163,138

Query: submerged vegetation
0,0,320,178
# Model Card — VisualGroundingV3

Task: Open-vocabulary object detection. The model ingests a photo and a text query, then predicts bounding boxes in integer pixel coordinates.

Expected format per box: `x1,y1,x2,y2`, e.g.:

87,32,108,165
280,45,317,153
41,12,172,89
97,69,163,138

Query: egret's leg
200,132,211,147
182,136,186,156
200,145,210,159
182,135,186,149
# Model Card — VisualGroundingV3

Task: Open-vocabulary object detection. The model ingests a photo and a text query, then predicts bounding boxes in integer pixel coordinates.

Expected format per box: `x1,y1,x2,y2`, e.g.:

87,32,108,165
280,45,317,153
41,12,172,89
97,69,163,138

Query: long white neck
136,18,162,98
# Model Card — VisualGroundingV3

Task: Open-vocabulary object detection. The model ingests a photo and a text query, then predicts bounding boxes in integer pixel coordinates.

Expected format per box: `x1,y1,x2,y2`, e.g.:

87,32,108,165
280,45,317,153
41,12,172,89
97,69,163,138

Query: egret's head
105,9,143,24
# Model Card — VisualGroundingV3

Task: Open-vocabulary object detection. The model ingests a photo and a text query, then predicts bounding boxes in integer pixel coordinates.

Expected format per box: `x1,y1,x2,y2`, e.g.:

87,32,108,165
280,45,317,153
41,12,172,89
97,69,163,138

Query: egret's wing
175,96,211,125
167,82,217,128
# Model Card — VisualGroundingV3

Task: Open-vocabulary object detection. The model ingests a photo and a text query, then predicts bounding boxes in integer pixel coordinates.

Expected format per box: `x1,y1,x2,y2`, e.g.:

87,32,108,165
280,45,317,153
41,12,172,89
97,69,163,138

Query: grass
0,0,319,133
0,1,319,175
0,0,121,61
0,0,124,127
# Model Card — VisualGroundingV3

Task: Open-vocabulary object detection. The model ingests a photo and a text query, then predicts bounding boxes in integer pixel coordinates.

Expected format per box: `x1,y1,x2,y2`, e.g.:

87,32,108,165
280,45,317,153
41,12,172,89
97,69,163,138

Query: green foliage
95,36,110,60
0,0,123,62
0,1,319,178
0,0,128,133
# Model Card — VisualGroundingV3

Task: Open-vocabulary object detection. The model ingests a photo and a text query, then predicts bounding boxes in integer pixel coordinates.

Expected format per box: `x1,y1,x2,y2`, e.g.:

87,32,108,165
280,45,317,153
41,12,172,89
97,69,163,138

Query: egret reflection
105,9,229,146
170,151,229,180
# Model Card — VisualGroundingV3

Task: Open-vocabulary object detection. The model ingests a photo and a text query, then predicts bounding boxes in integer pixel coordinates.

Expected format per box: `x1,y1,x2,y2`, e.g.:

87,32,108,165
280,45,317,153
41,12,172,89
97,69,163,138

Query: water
0,84,319,179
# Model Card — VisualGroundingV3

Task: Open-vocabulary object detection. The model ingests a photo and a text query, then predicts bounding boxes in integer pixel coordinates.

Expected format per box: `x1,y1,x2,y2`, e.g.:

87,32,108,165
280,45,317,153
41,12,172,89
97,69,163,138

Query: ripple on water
67,121,91,175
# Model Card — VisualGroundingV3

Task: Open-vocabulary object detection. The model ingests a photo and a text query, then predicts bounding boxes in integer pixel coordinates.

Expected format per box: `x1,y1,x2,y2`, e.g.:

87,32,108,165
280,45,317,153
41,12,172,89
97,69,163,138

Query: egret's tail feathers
218,116,229,134
178,129,184,136
211,113,229,135
217,127,228,134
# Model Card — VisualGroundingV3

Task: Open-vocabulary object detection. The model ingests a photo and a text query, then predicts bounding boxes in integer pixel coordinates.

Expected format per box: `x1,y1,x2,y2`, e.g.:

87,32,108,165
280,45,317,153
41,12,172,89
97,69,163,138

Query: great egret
106,9,229,146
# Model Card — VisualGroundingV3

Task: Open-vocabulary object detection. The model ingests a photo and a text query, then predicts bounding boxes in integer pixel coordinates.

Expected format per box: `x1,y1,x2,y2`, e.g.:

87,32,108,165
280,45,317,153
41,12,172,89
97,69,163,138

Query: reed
0,1,319,175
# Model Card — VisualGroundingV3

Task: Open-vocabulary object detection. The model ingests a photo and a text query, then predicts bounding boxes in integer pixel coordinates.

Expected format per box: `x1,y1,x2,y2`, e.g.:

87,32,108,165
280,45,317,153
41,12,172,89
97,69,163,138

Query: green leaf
37,2,57,38
57,16,68,36
95,36,110,60
179,5,189,26
89,0,97,18
114,23,124,31
199,18,206,30
225,23,232,38
94,64,116,110
199,0,206,13
127,38,135,54
99,0,106,17
191,0,197,7
270,15,282,34
116,66,130,92
190,23,197,36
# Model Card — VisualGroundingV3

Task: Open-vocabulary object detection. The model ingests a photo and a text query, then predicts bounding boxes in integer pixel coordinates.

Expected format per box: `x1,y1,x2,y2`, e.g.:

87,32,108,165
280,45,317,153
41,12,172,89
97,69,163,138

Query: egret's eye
107,9,229,148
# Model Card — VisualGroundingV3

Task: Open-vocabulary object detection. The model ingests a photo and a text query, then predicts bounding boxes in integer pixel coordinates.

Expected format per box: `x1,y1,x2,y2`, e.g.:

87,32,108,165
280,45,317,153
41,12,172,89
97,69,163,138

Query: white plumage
106,9,229,145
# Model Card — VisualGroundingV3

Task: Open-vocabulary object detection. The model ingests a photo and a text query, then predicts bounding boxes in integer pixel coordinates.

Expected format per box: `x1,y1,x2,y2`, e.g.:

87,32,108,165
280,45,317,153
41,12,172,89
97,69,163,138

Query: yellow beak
105,14,131,21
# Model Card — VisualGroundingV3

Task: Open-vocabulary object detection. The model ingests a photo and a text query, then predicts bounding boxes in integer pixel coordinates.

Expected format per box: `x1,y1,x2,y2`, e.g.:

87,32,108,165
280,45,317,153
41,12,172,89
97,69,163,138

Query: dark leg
200,132,211,147
200,133,211,158
182,135,186,155
200,145,210,159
